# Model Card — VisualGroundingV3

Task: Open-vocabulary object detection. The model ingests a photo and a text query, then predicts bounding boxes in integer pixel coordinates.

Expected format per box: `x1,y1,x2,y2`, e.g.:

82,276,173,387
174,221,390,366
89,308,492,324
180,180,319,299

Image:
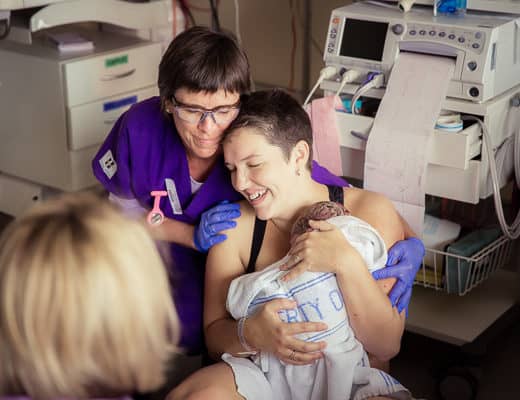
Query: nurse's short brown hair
158,26,250,111
0,192,178,398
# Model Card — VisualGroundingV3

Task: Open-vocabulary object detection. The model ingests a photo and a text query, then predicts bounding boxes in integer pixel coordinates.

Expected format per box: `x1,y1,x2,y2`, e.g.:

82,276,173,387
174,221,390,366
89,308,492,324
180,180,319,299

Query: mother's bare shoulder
343,187,404,247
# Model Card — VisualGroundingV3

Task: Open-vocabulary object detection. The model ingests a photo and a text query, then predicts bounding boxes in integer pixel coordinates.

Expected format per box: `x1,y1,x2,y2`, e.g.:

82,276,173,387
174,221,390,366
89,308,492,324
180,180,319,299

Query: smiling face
166,88,240,162
223,127,305,221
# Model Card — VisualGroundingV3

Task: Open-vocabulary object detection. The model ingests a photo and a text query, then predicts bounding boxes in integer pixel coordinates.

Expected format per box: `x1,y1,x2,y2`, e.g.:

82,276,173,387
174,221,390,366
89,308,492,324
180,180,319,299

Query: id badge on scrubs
165,178,183,215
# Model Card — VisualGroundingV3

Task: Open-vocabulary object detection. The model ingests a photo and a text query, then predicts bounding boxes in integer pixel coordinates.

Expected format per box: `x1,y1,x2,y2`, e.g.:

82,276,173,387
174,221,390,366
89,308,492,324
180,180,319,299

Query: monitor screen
339,18,388,61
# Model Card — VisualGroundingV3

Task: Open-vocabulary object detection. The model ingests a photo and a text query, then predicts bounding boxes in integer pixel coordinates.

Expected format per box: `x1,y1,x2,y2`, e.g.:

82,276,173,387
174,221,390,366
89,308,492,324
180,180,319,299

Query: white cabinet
0,31,161,191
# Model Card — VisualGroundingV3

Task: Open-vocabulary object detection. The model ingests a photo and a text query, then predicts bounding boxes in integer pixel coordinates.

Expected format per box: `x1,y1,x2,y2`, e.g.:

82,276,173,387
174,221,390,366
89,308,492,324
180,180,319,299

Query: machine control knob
469,87,480,98
467,61,477,71
392,24,404,35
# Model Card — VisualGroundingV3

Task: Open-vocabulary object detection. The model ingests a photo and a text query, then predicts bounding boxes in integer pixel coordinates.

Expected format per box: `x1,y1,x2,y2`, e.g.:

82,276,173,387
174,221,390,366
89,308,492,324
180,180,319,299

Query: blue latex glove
372,237,425,314
194,201,241,253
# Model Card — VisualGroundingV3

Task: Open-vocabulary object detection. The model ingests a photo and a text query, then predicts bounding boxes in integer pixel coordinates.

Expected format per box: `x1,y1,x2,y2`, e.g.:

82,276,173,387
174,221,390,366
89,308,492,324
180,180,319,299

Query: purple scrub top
92,96,347,355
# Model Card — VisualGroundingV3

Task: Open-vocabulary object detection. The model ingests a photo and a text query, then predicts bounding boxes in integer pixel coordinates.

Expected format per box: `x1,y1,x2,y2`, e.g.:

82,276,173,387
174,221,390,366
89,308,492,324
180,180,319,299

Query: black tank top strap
327,184,344,204
246,185,343,272
246,217,267,273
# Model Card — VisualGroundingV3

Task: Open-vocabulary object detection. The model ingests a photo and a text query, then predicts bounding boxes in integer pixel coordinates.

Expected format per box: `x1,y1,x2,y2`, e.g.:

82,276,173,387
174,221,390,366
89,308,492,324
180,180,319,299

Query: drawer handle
100,69,136,81
350,130,369,141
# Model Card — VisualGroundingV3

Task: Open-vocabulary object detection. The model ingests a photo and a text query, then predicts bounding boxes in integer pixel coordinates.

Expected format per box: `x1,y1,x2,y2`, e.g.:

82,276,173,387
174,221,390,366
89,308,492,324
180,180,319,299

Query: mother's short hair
0,192,178,398
224,89,314,170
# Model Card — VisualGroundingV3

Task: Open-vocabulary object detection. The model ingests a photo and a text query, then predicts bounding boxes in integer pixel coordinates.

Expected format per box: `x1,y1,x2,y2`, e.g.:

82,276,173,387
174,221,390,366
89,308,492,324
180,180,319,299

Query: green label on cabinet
105,55,129,68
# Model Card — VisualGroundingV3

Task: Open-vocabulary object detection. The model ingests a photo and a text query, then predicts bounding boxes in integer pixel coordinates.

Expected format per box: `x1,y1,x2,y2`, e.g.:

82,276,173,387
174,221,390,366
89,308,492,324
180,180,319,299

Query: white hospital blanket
224,215,410,400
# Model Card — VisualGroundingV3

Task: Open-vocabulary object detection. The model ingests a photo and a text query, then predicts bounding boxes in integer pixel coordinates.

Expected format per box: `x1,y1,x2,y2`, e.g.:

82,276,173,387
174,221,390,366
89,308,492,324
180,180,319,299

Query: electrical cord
463,114,520,239
172,0,178,36
362,0,433,14
334,69,364,98
229,0,253,89
233,0,242,44
398,0,416,12
362,0,400,9
303,66,337,107
513,95,520,189
179,0,196,29
351,72,384,114
288,0,297,91
294,0,323,58
209,0,221,31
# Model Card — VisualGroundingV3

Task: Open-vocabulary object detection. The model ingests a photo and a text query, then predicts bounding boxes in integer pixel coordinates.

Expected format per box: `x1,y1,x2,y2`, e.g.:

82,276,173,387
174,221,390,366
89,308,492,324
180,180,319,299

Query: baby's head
291,201,349,240
0,192,178,398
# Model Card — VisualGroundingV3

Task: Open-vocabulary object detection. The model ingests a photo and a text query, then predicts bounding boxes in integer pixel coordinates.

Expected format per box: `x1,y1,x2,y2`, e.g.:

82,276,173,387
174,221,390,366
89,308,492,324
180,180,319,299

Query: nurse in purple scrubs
92,26,424,371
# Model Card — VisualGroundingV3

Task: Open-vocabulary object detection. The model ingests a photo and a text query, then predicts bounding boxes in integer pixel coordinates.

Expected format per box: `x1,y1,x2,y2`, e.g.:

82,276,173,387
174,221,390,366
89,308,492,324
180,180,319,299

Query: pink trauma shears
147,190,168,225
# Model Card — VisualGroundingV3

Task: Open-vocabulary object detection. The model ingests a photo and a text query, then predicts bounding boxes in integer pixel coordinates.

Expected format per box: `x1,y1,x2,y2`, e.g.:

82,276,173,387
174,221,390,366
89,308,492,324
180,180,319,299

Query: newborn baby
291,201,396,292
291,200,349,237
222,201,410,400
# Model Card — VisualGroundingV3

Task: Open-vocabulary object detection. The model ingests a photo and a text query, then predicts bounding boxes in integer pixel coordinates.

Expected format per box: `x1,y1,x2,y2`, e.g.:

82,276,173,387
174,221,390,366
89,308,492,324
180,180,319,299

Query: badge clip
147,190,168,226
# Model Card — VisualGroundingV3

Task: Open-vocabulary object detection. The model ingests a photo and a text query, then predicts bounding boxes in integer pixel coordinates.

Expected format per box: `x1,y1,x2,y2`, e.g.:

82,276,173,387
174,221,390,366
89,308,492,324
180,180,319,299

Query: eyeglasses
170,95,240,126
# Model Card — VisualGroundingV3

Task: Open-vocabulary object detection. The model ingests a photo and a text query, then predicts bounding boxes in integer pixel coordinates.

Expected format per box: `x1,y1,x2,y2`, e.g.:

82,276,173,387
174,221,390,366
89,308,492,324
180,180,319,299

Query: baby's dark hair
291,201,349,239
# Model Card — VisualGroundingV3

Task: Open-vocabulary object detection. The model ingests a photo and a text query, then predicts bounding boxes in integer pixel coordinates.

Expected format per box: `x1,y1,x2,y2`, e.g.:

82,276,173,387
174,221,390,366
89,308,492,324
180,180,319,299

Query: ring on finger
289,349,296,360
293,254,300,264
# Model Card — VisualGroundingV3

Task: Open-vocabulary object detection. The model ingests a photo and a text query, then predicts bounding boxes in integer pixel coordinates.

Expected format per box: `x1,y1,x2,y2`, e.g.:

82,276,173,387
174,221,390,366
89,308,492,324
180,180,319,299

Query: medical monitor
323,2,520,102
339,19,388,62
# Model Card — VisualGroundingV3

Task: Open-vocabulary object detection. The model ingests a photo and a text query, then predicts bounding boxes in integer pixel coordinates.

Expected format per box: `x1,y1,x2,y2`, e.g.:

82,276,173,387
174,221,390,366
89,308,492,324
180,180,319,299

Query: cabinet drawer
429,123,481,170
426,161,481,204
336,111,481,169
336,111,372,151
67,86,158,151
63,42,161,107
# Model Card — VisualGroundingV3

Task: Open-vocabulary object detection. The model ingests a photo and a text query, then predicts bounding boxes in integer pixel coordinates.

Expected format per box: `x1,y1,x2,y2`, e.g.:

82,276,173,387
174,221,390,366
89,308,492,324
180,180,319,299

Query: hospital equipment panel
323,2,520,103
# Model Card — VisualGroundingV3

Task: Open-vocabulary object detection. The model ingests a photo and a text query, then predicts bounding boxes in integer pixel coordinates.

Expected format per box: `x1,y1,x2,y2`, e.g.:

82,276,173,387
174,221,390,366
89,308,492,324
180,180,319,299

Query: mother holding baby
168,89,424,400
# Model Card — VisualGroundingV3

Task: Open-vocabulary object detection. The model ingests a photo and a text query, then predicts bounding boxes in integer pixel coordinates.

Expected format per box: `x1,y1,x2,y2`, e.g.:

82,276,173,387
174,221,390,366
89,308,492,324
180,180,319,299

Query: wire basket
414,235,514,295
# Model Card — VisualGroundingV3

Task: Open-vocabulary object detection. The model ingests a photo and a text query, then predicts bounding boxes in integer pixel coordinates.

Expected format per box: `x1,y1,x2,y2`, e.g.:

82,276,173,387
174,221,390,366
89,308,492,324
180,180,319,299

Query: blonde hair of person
0,192,179,399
